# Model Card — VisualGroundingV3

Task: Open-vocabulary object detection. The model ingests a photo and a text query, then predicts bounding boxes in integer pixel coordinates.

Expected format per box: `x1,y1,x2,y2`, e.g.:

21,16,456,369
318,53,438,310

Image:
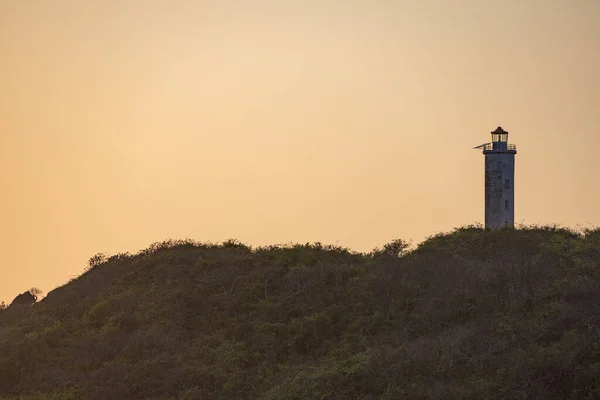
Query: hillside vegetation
1,225,600,400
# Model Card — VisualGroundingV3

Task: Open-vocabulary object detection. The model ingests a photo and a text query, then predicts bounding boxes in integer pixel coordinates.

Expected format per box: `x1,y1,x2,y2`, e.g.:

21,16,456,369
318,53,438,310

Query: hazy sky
1,0,599,302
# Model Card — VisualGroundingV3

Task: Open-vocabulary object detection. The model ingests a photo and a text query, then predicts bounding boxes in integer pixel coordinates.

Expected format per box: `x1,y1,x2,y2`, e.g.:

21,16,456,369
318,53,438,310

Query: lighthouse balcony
482,143,517,153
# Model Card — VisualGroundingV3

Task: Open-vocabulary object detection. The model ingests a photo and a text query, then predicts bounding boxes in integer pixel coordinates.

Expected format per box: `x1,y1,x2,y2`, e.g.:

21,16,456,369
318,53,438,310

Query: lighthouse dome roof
491,126,508,134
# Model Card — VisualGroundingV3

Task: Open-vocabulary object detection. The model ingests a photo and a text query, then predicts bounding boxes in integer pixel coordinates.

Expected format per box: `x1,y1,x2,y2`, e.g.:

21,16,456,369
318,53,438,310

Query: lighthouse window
505,200,509,210
505,179,510,188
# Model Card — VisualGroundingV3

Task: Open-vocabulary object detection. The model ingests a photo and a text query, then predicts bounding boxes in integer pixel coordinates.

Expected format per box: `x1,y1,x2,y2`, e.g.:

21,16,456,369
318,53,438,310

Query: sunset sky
1,0,599,303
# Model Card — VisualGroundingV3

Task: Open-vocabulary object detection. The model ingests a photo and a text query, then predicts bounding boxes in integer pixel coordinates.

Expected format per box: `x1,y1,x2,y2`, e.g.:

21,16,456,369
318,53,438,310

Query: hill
1,226,600,399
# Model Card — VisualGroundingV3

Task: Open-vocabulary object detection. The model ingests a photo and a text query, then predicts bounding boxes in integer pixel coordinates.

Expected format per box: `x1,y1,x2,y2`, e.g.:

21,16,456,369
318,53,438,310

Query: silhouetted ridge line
1,224,599,399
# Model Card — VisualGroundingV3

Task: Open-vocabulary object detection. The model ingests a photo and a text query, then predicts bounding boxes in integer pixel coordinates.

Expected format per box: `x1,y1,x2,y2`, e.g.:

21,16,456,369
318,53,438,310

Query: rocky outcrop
7,291,36,309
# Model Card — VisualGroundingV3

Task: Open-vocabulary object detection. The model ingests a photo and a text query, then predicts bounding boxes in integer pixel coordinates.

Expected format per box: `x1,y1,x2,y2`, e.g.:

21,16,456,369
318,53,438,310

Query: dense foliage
1,225,600,399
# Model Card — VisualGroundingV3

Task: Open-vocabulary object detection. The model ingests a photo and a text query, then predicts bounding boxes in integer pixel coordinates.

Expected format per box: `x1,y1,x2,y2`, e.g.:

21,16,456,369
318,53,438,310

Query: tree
29,287,43,302
87,253,107,271
371,239,410,259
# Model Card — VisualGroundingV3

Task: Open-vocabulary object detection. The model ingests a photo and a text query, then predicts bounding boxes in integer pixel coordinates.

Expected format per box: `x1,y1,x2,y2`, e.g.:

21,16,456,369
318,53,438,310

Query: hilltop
1,226,600,400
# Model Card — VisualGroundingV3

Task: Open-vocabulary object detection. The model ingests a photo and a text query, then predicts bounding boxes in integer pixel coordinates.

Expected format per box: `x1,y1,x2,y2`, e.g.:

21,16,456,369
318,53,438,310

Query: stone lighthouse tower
474,126,517,229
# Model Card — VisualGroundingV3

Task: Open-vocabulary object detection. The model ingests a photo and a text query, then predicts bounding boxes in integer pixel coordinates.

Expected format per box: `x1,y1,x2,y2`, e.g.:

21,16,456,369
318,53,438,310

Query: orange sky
1,0,599,303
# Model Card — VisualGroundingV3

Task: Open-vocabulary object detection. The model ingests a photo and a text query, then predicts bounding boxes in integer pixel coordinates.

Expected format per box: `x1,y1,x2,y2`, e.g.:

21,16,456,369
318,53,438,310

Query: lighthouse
474,126,517,229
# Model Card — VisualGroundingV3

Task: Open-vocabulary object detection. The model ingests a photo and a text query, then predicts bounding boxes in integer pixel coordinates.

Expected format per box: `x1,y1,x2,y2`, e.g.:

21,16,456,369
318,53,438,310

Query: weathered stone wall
485,152,515,229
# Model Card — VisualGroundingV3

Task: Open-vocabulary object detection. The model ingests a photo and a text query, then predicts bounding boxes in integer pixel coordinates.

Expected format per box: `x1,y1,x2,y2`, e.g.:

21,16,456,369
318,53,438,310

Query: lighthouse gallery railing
482,143,517,151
